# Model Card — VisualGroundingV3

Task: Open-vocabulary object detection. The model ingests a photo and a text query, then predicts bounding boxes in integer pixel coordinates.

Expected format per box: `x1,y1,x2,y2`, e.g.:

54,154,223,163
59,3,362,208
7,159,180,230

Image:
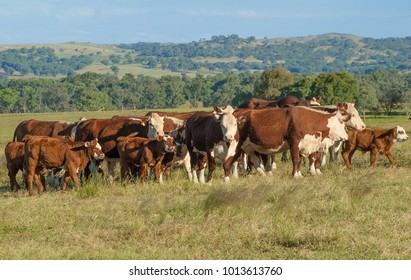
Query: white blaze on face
147,113,165,139
215,105,237,142
93,142,103,160
395,126,409,142
344,103,366,131
327,114,348,141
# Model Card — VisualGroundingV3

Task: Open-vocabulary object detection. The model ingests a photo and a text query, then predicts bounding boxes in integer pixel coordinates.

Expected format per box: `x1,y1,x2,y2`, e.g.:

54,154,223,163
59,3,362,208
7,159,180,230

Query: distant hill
1,33,410,78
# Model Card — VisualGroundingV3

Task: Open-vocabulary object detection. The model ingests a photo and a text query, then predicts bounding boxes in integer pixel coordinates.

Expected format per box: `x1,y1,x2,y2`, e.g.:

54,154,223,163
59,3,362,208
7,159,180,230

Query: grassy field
0,111,410,260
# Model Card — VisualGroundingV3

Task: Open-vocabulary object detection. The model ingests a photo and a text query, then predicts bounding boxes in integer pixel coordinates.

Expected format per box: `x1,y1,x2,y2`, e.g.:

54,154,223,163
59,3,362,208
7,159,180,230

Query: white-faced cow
185,105,239,184
24,135,105,196
233,106,350,178
342,126,409,169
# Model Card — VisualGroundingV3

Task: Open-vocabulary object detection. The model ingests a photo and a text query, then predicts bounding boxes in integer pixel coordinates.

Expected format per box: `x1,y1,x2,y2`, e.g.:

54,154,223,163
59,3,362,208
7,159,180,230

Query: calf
342,126,409,169
24,135,105,195
5,142,26,191
117,135,176,183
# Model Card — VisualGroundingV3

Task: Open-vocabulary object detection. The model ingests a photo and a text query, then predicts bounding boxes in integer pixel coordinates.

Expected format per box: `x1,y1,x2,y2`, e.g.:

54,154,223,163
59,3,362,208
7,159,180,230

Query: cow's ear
213,106,222,120
84,141,91,147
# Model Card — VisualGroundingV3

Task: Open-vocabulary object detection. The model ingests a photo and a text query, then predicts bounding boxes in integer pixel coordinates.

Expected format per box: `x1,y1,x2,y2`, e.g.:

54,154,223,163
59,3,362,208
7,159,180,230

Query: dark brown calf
117,135,176,183
342,126,409,169
5,142,25,191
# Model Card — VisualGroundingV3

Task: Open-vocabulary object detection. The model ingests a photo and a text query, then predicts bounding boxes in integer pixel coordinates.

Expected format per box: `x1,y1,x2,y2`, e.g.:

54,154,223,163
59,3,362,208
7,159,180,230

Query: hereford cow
341,126,409,169
185,105,239,184
233,106,350,177
116,135,176,183
238,95,310,109
24,135,105,195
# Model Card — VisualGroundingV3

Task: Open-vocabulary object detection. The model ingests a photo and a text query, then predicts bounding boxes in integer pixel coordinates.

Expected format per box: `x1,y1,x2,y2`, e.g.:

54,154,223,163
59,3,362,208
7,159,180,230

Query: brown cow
13,118,85,142
117,135,176,183
24,135,105,195
238,95,310,109
232,106,349,177
342,126,409,169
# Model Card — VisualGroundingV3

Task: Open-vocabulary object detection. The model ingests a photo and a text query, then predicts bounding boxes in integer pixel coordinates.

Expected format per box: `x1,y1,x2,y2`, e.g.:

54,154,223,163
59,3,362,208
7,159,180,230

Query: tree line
1,67,410,115
0,46,93,76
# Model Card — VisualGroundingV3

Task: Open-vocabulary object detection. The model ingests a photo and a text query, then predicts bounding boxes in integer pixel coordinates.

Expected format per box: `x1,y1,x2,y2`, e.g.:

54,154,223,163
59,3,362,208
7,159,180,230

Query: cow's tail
13,129,18,142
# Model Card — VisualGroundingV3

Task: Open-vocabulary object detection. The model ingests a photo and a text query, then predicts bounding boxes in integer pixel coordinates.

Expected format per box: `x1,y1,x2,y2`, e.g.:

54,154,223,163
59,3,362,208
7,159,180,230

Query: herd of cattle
3,95,409,196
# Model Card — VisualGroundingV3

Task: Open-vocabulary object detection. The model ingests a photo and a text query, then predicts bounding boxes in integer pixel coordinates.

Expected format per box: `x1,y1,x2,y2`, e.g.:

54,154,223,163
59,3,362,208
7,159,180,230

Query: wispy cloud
55,7,95,20
99,7,146,17
180,9,259,18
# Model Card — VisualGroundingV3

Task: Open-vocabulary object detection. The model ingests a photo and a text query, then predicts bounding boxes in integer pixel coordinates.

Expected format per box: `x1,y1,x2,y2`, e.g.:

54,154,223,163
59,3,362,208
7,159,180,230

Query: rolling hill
1,33,410,78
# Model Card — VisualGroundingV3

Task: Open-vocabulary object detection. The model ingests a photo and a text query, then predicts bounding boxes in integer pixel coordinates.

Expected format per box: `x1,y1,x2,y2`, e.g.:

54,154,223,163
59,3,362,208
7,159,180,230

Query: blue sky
0,0,410,44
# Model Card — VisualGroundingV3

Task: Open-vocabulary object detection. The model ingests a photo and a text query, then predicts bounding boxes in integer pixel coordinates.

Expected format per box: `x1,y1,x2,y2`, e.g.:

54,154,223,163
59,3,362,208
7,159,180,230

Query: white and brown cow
24,135,105,196
233,106,349,177
307,102,366,175
185,105,239,184
342,126,408,169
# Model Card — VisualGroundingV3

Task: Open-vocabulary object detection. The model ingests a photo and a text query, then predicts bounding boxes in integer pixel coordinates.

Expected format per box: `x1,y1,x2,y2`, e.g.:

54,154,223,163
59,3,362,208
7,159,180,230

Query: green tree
311,72,359,104
110,65,120,75
254,67,294,99
365,69,407,114
0,88,19,112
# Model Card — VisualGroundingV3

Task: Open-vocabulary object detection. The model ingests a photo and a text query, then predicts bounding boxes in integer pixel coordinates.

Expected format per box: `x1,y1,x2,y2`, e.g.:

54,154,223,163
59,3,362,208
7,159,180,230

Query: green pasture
0,110,410,260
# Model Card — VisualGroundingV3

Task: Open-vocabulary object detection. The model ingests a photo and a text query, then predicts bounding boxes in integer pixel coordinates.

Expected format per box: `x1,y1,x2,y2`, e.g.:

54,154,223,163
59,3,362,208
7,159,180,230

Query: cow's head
394,126,409,142
162,135,177,153
336,102,366,131
327,112,349,141
213,105,238,142
147,113,165,139
85,138,105,160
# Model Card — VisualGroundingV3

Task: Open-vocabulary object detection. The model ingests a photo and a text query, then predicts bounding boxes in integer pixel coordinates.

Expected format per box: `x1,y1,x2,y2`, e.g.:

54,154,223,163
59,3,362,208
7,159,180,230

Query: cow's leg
384,151,396,167
223,156,235,183
315,152,323,175
231,160,239,179
33,174,45,194
289,143,302,177
309,153,317,175
369,149,379,167
68,168,81,190
341,146,353,170
154,162,163,183
243,147,265,176
198,154,207,184
182,153,193,181
107,161,116,183
206,151,216,183
25,158,37,196
139,163,149,182
61,171,71,192
8,166,20,191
